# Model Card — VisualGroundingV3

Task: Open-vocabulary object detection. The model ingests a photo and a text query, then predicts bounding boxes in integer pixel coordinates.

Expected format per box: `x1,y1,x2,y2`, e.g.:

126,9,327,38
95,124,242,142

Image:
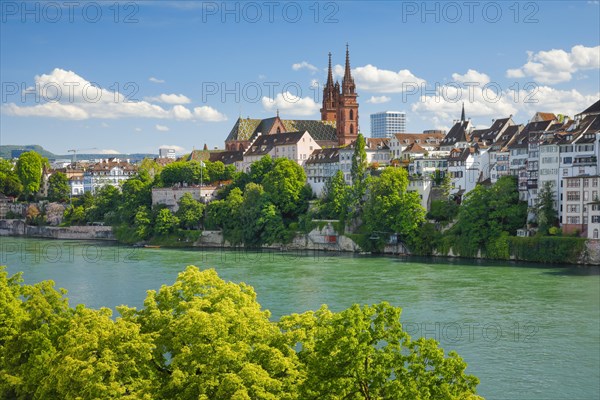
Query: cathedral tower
320,52,337,121
336,44,359,145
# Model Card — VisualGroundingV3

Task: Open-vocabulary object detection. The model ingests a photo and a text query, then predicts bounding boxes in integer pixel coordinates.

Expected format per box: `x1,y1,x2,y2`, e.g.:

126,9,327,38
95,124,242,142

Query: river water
1,237,599,399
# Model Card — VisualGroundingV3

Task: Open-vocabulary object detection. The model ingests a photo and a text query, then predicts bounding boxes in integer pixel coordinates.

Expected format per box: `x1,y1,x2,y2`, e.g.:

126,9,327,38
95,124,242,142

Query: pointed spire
276,108,279,118
326,52,333,87
461,102,466,122
343,43,352,82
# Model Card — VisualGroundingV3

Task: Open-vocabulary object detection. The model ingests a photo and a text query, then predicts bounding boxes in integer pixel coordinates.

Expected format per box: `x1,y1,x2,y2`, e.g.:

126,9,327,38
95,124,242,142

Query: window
567,179,580,188
567,205,580,213
594,229,599,239
567,191,580,201
350,110,354,120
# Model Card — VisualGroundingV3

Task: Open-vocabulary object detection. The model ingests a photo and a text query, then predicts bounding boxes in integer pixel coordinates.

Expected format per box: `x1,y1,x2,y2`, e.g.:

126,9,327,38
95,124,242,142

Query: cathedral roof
226,117,337,143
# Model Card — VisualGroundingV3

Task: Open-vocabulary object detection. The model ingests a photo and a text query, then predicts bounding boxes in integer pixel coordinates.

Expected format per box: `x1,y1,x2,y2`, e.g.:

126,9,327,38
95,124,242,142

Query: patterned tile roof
226,117,338,143
282,119,337,141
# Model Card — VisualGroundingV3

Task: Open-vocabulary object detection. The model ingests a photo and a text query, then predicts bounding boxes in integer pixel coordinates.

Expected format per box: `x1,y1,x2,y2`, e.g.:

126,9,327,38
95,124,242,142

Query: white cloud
149,77,165,83
2,68,226,123
334,64,426,93
507,45,600,84
159,144,186,153
366,95,391,104
145,93,191,104
193,106,228,122
134,127,142,132
411,80,599,127
292,61,318,73
155,124,170,132
261,92,320,117
451,69,491,85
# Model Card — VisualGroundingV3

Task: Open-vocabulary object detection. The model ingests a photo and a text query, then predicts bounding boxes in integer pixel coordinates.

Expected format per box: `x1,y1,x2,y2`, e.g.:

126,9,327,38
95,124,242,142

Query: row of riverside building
211,47,600,238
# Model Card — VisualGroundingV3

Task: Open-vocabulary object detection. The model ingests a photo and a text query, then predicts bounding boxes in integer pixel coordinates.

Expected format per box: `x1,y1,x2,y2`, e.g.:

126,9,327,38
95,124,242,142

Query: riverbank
2,218,599,265
0,219,115,241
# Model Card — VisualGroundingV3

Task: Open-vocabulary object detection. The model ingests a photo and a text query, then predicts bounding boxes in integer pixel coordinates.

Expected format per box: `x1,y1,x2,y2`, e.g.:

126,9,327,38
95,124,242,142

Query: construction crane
67,148,97,164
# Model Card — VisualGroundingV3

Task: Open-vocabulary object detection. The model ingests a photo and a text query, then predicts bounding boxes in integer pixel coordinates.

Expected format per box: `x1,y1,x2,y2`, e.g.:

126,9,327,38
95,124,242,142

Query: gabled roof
578,99,600,117
404,142,427,154
305,147,340,165
440,121,470,147
393,132,445,145
226,116,338,143
209,151,244,164
366,138,390,150
244,131,308,157
448,147,475,162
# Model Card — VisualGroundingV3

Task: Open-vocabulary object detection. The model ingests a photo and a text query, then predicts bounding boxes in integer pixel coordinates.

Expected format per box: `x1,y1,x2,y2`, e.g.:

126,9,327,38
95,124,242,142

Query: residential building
389,132,445,159
370,111,406,138
242,131,321,170
83,158,137,193
561,175,600,236
305,148,340,196
408,177,433,211
152,185,219,211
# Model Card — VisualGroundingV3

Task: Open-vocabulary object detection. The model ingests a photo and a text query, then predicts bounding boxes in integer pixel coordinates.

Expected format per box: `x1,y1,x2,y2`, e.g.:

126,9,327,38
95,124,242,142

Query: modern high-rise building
370,111,406,138
159,147,177,159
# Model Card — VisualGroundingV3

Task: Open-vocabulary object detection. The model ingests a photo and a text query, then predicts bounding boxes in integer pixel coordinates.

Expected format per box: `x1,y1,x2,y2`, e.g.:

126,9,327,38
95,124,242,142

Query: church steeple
342,43,355,95
321,51,338,122
461,102,466,122
337,44,359,145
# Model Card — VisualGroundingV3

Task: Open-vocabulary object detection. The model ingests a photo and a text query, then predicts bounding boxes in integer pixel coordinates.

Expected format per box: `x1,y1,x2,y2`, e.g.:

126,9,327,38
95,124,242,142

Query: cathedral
224,46,359,151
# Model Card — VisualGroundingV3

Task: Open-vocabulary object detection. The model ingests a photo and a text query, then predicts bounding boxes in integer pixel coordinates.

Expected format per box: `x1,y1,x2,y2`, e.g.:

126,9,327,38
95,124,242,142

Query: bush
509,236,586,264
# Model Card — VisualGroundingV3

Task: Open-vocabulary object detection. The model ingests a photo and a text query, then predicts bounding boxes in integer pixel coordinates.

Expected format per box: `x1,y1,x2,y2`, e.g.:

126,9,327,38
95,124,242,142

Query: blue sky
1,0,599,155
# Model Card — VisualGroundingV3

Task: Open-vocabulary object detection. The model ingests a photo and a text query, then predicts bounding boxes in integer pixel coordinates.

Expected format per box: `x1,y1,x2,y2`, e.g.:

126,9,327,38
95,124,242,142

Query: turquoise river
1,237,599,400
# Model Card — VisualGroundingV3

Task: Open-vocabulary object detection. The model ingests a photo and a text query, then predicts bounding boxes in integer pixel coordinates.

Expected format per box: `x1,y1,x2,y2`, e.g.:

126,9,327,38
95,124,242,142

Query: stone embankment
0,219,115,240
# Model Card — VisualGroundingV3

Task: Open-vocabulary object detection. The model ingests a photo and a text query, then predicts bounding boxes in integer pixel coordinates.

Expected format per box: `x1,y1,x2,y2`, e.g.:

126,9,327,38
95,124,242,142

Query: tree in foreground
1,266,483,400
15,151,44,198
47,172,70,202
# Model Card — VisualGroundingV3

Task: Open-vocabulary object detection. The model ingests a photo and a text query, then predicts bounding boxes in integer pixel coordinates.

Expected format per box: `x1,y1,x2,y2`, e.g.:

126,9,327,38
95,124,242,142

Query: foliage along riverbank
1,265,484,400
2,143,596,265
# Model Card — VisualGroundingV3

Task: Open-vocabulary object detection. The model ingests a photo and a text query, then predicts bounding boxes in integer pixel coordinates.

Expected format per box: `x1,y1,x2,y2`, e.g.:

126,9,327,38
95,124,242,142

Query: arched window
350,124,354,134
277,127,281,133
350,110,354,120
594,229,599,239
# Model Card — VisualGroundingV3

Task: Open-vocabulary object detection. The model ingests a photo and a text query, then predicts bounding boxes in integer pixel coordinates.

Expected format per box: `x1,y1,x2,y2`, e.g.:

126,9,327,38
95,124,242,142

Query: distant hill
0,145,56,159
0,145,156,162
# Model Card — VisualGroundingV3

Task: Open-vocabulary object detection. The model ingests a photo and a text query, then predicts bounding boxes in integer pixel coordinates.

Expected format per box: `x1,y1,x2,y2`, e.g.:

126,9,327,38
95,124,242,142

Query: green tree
154,208,180,236
47,172,70,202
350,133,368,208
134,205,152,240
0,160,23,197
176,193,205,230
16,151,44,198
249,155,274,183
87,185,120,223
363,167,426,245
119,266,302,400
533,181,558,235
449,176,527,258
262,158,308,219
320,170,349,221
279,302,481,399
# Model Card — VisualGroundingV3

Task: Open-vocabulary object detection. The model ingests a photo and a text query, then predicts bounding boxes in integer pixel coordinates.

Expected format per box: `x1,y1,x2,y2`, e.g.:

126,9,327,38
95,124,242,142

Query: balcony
573,156,597,166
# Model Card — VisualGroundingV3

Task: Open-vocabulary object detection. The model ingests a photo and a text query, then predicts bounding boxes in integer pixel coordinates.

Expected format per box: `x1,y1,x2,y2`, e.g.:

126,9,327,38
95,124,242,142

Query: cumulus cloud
155,124,170,132
507,45,600,84
149,77,165,83
451,69,491,85
193,106,228,122
262,92,320,116
145,93,191,104
411,79,599,127
334,64,426,93
366,95,391,104
2,68,226,123
292,61,318,73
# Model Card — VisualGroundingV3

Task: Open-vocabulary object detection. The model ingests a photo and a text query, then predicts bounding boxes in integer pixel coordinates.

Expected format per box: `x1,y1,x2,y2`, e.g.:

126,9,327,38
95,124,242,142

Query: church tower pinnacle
336,44,359,145
320,52,338,121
